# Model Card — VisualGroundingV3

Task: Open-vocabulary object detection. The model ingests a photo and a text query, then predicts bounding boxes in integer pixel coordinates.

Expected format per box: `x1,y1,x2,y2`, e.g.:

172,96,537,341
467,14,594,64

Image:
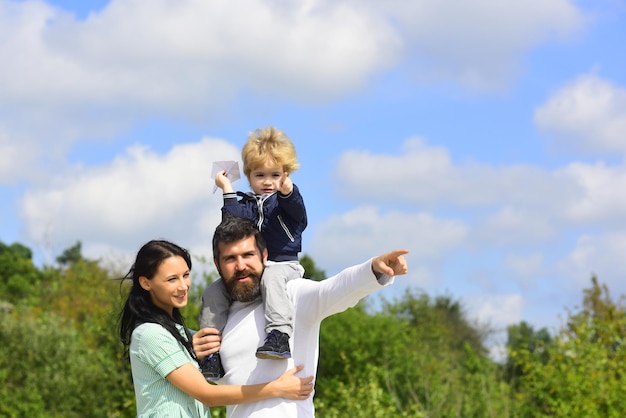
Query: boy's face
248,161,283,195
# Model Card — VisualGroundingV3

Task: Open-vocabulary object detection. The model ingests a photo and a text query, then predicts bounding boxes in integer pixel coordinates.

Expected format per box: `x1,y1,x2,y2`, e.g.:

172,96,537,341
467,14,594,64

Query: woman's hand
192,327,222,360
272,365,314,400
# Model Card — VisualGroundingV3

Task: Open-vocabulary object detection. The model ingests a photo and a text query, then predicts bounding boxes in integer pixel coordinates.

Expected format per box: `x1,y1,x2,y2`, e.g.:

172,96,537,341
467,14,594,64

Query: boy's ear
139,276,151,291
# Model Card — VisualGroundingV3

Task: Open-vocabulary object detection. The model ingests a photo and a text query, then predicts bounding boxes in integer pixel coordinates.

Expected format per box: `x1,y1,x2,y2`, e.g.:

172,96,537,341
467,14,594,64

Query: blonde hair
242,126,300,178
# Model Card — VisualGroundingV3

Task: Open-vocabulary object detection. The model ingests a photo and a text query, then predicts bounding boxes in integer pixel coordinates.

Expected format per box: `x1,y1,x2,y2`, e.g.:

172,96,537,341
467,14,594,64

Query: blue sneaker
199,352,225,381
255,330,291,360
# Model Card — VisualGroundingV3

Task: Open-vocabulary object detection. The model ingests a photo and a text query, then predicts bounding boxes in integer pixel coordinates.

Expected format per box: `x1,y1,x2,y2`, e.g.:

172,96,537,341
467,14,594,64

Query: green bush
316,293,513,417
510,277,626,417
0,309,132,417
4,240,626,417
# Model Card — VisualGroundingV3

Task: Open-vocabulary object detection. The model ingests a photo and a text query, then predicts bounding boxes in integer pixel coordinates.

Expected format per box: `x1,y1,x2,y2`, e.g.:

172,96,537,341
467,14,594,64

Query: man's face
215,235,267,302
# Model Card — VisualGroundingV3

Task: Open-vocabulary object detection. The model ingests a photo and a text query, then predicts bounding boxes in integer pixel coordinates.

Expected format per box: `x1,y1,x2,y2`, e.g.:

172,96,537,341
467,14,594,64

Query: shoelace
266,331,281,344
201,354,218,367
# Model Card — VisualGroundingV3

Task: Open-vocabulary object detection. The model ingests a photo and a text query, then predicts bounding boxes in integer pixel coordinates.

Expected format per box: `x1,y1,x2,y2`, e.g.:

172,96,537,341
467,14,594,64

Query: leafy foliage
0,307,133,417
505,321,551,385
2,240,626,417
0,242,134,417
316,290,511,417
0,242,44,306
509,276,626,417
55,241,84,266
300,253,326,282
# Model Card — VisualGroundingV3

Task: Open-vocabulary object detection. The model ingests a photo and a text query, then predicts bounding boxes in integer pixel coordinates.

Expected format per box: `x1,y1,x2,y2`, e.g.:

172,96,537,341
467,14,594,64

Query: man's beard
224,270,262,302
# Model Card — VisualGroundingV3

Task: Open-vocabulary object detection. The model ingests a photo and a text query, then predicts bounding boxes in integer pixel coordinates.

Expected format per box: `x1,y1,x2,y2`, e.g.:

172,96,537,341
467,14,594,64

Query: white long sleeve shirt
219,258,395,418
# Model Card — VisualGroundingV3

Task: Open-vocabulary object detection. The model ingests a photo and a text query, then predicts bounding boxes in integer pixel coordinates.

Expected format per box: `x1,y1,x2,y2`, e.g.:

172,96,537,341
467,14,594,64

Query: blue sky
2,0,626,356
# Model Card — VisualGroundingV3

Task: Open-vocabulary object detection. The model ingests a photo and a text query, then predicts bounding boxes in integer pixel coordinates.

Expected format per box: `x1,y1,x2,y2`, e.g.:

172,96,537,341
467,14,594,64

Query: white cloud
474,207,557,247
0,0,586,141
19,137,239,258
335,137,456,203
0,130,44,184
337,138,626,231
0,0,401,114
560,161,626,224
366,0,585,90
465,293,524,331
535,73,626,155
0,0,589,186
336,137,579,209
331,137,626,319
556,232,626,295
309,206,467,287
0,0,404,182
503,252,544,286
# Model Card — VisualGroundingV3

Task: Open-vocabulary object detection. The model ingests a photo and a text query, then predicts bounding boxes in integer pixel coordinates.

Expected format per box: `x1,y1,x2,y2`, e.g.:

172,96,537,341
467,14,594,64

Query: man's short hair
212,215,267,260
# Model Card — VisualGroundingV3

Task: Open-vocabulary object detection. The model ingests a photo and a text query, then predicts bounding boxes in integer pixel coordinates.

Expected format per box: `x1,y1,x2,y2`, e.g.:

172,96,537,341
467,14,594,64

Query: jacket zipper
256,194,295,242
278,215,295,242
255,196,265,230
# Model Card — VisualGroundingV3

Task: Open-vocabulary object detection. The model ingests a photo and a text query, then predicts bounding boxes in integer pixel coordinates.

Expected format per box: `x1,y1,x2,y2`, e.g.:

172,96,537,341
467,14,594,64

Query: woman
119,239,313,417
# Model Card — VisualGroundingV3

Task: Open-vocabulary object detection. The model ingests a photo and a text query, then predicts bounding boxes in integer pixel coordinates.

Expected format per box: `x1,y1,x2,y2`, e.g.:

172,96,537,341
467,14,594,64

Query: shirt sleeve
277,184,307,224
222,192,258,221
293,259,395,324
132,323,192,378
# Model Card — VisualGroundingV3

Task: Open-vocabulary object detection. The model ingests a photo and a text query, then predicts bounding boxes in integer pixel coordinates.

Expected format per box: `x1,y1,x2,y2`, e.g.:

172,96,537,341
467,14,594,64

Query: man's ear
139,276,151,291
262,248,268,266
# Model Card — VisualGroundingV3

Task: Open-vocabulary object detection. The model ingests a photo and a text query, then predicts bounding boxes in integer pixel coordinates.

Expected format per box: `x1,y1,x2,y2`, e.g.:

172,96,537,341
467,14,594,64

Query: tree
0,242,32,260
0,241,43,305
40,253,136,416
383,290,489,356
510,276,626,417
299,253,327,281
505,321,551,384
0,307,136,418
316,289,510,417
56,241,84,266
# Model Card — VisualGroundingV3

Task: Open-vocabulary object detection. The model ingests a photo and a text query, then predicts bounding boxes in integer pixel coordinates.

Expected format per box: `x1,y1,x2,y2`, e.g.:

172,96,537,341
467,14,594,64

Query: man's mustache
234,270,253,279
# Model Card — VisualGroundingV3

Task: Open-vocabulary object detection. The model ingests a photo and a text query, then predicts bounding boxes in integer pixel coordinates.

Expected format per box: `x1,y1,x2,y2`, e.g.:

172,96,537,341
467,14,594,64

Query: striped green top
130,322,209,418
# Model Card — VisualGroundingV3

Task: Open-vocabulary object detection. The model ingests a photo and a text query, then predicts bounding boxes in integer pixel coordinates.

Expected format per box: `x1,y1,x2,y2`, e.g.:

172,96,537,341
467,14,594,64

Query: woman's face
139,255,191,316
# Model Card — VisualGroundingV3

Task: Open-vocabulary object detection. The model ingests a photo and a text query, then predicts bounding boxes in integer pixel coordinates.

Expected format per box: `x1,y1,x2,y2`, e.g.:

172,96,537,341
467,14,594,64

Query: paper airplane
211,161,241,193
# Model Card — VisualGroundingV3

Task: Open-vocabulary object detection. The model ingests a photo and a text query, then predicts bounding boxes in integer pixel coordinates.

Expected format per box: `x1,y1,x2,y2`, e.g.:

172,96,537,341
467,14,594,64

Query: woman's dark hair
118,240,196,360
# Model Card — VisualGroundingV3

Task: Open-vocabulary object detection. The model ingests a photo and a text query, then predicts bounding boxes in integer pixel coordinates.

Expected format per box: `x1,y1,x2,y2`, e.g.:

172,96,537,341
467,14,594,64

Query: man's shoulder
286,277,317,288
285,277,322,301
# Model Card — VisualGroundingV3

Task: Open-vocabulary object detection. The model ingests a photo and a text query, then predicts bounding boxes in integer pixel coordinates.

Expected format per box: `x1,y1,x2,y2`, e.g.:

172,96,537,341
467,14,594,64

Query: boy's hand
279,173,293,195
215,170,234,193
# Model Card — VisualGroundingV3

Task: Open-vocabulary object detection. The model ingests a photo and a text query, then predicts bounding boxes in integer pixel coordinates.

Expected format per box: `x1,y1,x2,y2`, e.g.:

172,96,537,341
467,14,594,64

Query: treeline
1,242,625,417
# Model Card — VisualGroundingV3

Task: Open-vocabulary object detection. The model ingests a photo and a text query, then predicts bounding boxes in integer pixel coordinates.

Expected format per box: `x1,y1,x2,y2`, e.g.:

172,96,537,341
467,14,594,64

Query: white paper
211,161,241,193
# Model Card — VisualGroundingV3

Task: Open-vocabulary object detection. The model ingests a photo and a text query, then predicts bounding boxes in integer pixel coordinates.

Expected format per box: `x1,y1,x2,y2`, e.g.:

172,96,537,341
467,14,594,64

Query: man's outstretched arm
294,248,410,323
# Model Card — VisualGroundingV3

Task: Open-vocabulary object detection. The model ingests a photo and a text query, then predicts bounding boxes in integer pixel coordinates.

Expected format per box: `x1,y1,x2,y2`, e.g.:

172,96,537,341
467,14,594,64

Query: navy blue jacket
221,184,307,261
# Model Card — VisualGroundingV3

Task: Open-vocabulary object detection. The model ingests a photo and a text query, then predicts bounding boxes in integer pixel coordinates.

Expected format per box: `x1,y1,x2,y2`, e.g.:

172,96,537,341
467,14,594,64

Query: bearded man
195,216,409,418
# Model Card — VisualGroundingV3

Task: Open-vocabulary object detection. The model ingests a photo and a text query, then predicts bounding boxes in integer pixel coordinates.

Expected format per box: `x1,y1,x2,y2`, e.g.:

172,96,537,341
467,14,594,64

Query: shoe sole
202,375,224,381
256,351,291,360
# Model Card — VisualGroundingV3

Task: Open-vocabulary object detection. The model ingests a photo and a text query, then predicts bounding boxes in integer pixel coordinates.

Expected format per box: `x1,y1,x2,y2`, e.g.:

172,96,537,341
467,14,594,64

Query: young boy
199,126,307,381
